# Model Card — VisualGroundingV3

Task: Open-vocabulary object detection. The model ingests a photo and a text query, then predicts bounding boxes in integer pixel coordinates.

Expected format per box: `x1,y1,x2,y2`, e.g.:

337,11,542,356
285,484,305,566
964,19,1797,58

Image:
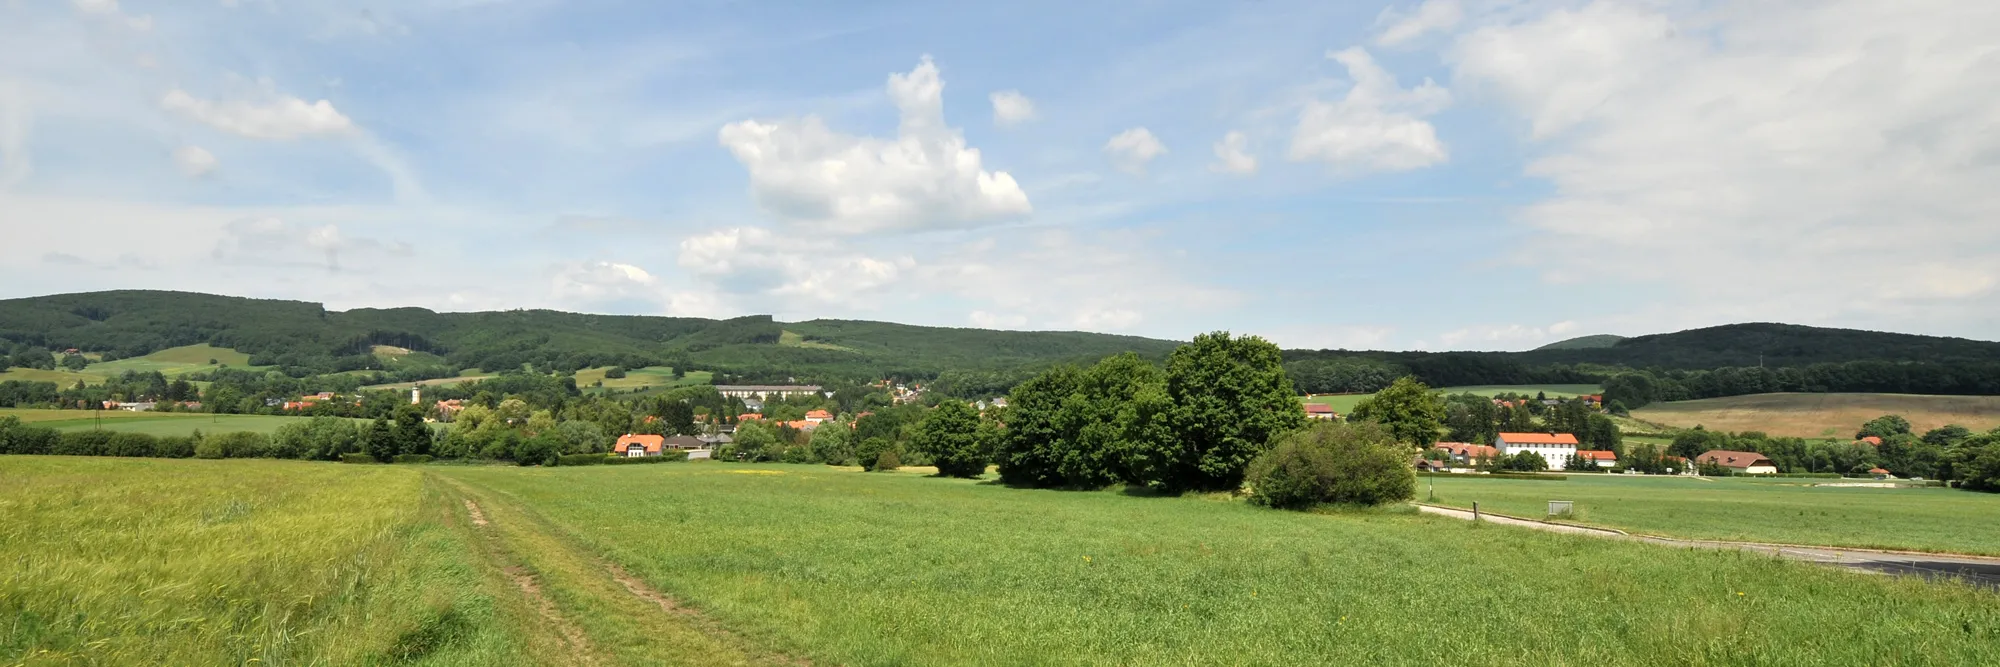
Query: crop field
7,458,1999,666
364,370,497,392
1423,473,2000,555
0,408,336,436
1300,393,1372,413
0,458,542,665
1632,392,2000,438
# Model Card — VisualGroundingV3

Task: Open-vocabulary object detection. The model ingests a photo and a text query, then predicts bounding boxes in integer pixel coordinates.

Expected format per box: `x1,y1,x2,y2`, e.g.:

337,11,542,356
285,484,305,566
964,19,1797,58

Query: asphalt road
1414,504,2000,590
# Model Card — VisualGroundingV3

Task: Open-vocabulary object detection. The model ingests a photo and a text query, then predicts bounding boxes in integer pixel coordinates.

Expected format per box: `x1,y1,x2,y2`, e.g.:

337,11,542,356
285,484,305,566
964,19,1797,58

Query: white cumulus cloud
989,90,1037,127
71,0,152,31
1105,127,1167,175
173,145,218,177
1449,0,2000,328
1374,0,1463,47
718,56,1032,235
161,89,356,141
1289,46,1450,173
677,226,913,303
1210,130,1257,174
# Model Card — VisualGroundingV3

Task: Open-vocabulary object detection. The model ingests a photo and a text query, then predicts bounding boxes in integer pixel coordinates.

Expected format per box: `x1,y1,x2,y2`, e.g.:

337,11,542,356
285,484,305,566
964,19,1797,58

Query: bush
106,432,159,458
199,432,273,459
0,419,58,455
341,453,380,464
55,431,114,457
155,435,196,458
872,447,902,472
604,366,628,379
1246,422,1415,510
392,454,435,464
855,437,895,471
556,453,610,466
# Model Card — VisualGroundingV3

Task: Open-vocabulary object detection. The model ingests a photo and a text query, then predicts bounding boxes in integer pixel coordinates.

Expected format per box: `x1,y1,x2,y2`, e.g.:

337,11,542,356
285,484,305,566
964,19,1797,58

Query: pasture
7,458,1999,666
1437,383,1602,397
1422,473,2000,555
1300,393,1372,413
1633,392,2000,438
364,369,496,392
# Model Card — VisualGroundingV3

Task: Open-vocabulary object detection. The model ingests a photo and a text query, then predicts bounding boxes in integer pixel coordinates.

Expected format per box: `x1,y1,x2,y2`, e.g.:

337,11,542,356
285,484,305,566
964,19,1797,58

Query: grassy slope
0,458,552,665
0,408,340,436
438,463,2000,666
1423,473,2000,555
573,366,711,393
1304,384,1606,415
0,344,260,387
1633,392,2000,438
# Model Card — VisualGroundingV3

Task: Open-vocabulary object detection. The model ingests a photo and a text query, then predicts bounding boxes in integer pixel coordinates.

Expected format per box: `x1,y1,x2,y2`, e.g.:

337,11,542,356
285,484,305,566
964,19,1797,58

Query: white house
1495,432,1580,470
713,385,822,399
1696,450,1778,475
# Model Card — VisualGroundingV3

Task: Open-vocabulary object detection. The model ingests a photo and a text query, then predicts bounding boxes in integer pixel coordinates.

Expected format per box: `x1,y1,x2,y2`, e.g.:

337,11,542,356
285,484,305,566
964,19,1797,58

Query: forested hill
1512,323,2000,368
0,290,1182,382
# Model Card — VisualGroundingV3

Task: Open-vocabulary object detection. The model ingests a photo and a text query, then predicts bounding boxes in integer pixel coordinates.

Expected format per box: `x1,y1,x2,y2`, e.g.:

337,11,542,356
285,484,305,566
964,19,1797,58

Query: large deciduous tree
1350,377,1446,448
1141,332,1306,493
911,401,991,478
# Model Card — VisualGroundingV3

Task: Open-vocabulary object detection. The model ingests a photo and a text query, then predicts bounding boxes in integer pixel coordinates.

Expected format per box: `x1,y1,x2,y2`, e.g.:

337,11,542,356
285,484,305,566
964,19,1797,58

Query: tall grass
441,463,2000,666
0,457,525,665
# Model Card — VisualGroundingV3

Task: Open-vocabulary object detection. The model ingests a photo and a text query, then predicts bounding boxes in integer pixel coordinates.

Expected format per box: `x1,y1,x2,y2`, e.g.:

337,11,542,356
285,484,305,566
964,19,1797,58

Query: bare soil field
1633,392,2000,438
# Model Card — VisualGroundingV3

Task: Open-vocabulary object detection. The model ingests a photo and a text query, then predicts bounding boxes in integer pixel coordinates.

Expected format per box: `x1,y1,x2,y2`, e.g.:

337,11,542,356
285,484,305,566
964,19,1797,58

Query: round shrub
1246,422,1415,509
106,432,159,458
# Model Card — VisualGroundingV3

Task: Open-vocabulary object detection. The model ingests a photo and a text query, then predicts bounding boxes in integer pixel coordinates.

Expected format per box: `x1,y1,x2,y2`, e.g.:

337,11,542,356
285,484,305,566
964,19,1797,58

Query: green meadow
0,344,262,387
0,408,343,437
1422,473,2000,555
1303,384,1606,417
574,366,713,394
6,458,1999,666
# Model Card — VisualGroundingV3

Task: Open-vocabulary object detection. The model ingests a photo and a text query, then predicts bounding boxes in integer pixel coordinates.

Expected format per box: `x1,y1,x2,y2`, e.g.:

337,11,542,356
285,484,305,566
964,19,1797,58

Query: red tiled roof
617,434,666,455
1497,432,1580,445
1696,450,1775,469
1437,443,1500,459
805,409,833,420
1303,403,1336,414
1576,450,1617,461
1859,436,1883,445
1868,467,1890,474
738,413,763,421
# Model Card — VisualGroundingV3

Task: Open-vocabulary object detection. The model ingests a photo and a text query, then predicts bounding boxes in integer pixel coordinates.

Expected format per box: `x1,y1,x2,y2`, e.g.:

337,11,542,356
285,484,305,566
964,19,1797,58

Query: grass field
574,367,712,393
9,459,1999,665
0,458,549,665
0,408,344,437
1300,393,1372,413
1633,392,2000,438
1423,473,2000,555
433,463,1999,665
0,344,260,387
364,370,497,392
778,330,856,351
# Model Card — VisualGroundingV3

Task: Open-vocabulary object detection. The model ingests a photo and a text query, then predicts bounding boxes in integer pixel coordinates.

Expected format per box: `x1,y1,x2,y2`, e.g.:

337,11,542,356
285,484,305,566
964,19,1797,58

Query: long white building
712,384,824,399
1494,432,1580,470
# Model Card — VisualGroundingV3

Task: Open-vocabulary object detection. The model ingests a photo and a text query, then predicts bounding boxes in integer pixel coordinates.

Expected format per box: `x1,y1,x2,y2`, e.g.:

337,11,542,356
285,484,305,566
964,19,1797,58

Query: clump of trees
995,333,1306,493
1246,422,1415,509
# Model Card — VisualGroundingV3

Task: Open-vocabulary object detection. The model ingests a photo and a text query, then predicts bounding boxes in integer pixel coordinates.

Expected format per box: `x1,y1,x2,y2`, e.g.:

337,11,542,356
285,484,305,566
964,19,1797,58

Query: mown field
7,458,1999,666
1423,473,2000,555
0,344,260,387
1633,392,2000,438
0,408,331,436
574,367,712,394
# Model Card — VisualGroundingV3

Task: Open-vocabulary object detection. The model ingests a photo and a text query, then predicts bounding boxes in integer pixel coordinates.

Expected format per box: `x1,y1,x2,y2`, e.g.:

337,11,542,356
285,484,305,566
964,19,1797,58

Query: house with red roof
616,434,667,457
804,409,834,424
1495,432,1581,470
1858,436,1883,446
1435,442,1501,465
1868,467,1893,480
1696,450,1778,475
1574,450,1617,469
737,413,764,421
1303,403,1338,420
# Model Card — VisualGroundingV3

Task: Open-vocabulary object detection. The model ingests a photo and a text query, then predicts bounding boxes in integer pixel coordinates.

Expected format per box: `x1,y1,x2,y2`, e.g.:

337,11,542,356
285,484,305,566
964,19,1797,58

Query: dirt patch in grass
1634,392,2000,438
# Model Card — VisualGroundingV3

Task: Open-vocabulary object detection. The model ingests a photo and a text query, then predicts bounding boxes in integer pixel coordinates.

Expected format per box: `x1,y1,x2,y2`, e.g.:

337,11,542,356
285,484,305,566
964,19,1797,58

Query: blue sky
2,0,1996,350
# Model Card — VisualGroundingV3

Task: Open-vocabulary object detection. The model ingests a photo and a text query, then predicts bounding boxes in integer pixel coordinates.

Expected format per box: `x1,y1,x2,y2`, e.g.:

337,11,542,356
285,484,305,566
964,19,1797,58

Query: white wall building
1495,432,1580,470
713,385,823,399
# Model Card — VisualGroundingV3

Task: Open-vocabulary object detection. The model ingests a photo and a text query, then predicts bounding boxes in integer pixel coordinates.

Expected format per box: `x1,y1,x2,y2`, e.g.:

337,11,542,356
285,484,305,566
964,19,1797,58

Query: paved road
1415,504,2000,589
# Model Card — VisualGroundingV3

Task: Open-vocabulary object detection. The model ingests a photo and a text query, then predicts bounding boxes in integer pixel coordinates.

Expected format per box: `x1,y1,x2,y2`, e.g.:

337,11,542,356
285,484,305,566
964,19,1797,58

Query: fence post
1472,501,1480,522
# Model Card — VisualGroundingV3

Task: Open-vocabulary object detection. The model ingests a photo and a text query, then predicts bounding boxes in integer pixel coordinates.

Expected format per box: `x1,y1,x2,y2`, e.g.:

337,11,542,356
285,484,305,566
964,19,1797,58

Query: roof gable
1497,432,1579,445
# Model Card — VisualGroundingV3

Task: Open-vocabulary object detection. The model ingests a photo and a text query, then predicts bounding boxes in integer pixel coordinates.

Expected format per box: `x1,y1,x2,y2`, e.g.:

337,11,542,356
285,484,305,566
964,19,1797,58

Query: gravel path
1414,504,2000,589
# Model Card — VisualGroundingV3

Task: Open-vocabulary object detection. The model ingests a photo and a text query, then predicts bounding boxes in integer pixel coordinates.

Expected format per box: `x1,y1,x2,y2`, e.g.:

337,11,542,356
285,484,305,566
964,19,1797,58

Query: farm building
1495,432,1580,470
1869,467,1892,480
1436,442,1500,465
1696,450,1778,475
1413,458,1451,473
1574,450,1617,468
1304,403,1338,420
805,410,834,423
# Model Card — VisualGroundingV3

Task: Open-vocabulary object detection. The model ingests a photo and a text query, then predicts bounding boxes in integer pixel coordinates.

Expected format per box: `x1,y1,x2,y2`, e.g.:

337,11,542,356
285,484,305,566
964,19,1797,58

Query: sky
2,0,1997,351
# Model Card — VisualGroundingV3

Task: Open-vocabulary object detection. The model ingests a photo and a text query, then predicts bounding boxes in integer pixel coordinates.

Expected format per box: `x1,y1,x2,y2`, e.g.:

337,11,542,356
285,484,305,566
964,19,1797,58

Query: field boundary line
1413,502,2000,562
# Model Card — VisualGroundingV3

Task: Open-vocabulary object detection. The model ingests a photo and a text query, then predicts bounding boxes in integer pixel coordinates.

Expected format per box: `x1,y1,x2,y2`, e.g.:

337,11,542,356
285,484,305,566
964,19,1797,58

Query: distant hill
0,290,1183,383
1515,323,2000,368
1535,334,1626,351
